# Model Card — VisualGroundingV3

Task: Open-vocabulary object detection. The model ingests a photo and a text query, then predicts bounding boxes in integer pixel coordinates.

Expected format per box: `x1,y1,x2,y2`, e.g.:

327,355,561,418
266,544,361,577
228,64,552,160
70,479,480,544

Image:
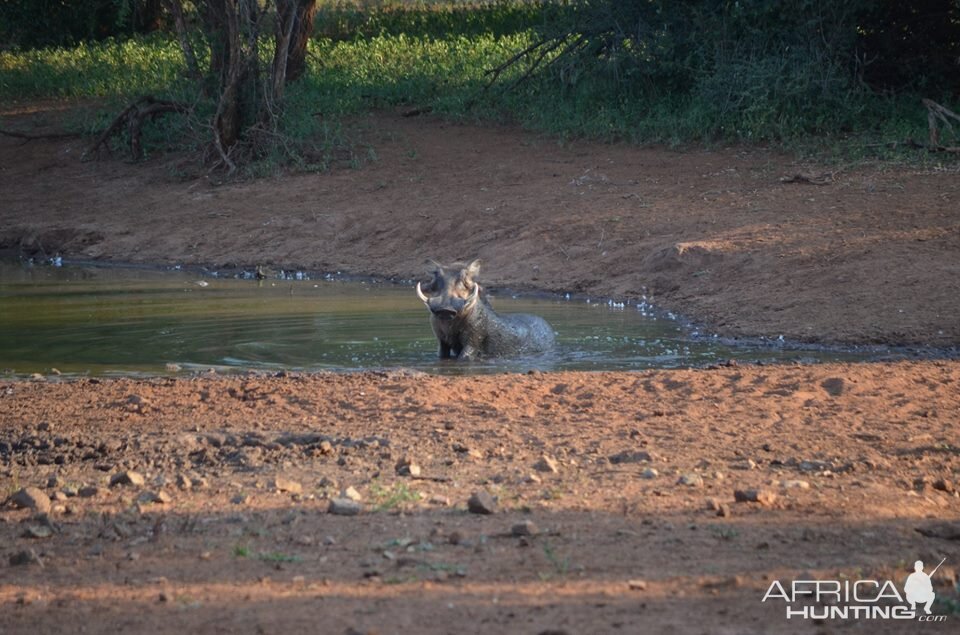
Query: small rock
328,498,362,516
734,459,758,470
933,479,956,494
781,480,810,490
191,476,209,489
22,525,53,539
78,486,100,498
273,476,303,494
10,487,52,514
230,493,250,505
395,457,421,478
61,485,78,497
9,549,42,567
524,473,542,484
467,490,497,515
341,486,363,502
534,454,560,474
110,471,145,488
448,531,464,545
138,490,172,504
323,535,337,546
609,450,653,464
175,474,193,490
511,520,539,537
628,579,648,590
734,489,777,505
640,468,659,479
677,473,704,488
318,440,334,454
51,491,68,502
47,475,64,489
704,497,721,511
798,460,831,473
429,494,451,506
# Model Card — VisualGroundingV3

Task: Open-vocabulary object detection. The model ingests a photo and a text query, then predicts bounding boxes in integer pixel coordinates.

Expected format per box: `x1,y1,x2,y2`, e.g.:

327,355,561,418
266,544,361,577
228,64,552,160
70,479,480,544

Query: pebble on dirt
10,487,52,514
933,478,956,494
9,549,43,567
395,457,421,477
467,490,497,514
110,471,145,487
609,450,653,464
341,486,363,502
534,455,560,474
511,520,539,537
677,473,704,488
734,489,778,505
138,490,172,504
273,476,303,494
328,498,363,516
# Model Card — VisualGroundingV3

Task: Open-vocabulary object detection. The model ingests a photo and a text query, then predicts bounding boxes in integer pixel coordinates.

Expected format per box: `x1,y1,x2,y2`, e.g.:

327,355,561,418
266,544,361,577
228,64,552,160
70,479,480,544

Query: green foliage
0,0,160,50
1,0,956,166
312,0,546,41
0,34,186,99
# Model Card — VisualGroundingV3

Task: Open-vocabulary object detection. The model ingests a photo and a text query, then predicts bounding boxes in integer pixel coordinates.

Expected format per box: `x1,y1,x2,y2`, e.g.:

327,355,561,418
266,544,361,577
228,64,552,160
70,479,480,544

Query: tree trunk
148,0,307,170
286,0,318,83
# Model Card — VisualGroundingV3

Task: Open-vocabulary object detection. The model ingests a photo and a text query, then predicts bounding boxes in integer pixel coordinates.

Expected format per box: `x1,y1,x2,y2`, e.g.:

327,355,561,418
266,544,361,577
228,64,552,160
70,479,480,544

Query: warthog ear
424,259,444,276
462,259,481,283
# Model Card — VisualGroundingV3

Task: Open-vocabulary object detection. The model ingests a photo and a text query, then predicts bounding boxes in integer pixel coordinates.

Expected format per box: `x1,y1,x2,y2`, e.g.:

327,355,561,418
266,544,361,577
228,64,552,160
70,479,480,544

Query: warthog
415,259,555,360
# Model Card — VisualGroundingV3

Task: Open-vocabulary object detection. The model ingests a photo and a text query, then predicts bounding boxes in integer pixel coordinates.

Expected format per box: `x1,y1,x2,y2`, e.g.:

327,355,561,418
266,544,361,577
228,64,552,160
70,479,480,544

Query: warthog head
415,259,482,322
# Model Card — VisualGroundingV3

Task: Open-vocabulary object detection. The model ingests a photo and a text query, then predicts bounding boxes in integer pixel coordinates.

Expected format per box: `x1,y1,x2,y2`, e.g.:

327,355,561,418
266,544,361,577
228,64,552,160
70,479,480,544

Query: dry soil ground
0,105,959,634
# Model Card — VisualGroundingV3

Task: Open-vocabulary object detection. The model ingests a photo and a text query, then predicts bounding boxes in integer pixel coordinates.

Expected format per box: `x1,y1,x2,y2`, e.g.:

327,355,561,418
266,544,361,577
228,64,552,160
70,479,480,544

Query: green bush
0,0,162,50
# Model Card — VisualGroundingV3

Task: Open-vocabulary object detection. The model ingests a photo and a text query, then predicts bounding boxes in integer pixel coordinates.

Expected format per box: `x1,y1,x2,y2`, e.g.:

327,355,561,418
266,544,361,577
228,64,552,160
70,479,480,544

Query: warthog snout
415,259,555,360
416,274,480,321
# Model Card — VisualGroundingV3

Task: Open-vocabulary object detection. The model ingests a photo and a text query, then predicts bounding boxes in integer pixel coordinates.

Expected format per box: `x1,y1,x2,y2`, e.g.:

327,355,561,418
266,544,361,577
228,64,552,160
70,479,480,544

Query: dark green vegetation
1,0,958,167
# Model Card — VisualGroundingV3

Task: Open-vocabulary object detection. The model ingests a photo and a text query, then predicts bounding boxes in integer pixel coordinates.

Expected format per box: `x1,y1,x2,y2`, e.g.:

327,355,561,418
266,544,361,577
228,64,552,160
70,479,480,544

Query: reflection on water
0,262,867,377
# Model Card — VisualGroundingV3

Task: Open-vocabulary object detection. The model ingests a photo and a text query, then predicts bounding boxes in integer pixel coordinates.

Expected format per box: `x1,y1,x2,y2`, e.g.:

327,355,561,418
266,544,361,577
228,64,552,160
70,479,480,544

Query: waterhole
0,262,872,377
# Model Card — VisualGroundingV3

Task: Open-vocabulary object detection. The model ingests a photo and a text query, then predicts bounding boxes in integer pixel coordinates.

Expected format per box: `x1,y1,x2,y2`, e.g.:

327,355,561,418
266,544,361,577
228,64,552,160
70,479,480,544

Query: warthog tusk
415,281,429,303
466,282,480,307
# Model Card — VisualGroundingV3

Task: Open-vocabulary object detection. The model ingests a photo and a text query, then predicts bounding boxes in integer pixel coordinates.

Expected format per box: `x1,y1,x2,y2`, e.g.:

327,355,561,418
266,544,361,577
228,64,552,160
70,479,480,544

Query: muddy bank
2,107,959,346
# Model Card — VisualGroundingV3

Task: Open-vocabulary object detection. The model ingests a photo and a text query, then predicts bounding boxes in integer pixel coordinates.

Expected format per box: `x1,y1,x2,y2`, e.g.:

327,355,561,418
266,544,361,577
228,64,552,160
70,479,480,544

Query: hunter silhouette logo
762,557,948,622
904,558,945,615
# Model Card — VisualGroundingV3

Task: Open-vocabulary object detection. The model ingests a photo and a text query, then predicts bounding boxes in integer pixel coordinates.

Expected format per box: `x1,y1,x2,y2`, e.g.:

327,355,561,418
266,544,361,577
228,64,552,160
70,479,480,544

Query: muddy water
0,262,867,377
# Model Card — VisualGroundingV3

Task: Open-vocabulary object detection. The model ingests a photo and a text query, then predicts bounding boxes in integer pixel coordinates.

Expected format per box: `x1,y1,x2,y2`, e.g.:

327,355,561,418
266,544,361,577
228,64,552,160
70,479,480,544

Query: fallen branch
922,98,960,150
83,96,189,161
